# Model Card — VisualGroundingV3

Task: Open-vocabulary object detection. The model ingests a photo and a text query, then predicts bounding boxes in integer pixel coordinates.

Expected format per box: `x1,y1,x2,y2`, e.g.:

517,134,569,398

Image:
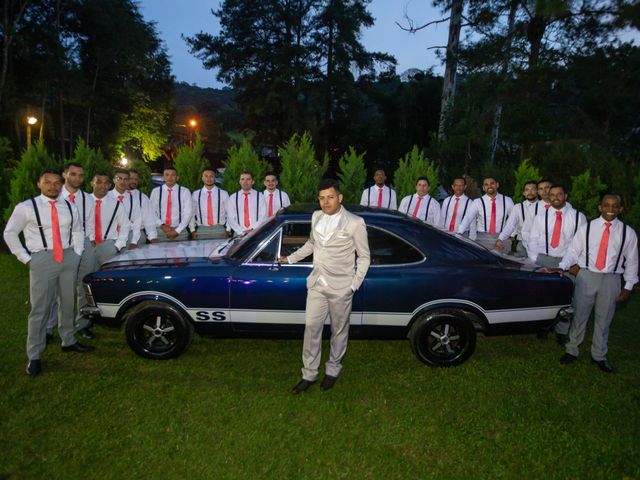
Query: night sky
137,0,449,88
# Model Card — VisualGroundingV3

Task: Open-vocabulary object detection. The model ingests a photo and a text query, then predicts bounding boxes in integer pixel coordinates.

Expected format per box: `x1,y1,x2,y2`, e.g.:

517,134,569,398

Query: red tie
243,192,250,228
595,222,611,270
268,193,274,217
49,200,64,263
95,199,103,244
550,211,562,248
412,196,423,218
69,194,75,203
207,190,214,226
545,203,551,210
116,195,124,233
165,188,173,226
489,197,497,234
449,197,460,232
118,194,124,203
377,188,383,208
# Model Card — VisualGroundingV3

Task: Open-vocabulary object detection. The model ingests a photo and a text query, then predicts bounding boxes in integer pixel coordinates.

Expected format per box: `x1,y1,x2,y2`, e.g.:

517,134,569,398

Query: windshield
226,216,277,261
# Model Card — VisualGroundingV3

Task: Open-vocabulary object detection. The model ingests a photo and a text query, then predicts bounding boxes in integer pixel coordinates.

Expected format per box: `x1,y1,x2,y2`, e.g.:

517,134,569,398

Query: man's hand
542,267,564,275
91,241,96,247
150,239,159,244
160,224,172,235
242,228,253,235
569,265,580,276
127,243,137,250
26,261,31,268
191,232,199,240
279,256,289,264
616,289,632,303
166,229,179,239
495,239,504,250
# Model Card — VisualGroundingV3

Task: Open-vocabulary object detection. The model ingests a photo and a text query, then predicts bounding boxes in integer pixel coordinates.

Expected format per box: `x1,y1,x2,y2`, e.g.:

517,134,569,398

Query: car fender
115,292,193,326
407,300,489,333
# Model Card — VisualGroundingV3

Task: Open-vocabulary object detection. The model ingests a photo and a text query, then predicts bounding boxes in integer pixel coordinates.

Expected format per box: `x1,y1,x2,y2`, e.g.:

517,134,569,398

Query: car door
229,221,363,334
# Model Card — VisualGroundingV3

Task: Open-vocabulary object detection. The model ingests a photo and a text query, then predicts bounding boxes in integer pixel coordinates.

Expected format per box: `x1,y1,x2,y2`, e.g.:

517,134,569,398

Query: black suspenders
103,201,120,239
481,196,506,232
138,190,143,209
585,220,627,271
81,190,86,232
128,194,133,221
405,195,431,221
520,203,525,222
546,209,582,254
158,186,182,225
30,197,73,249
369,186,393,208
198,188,222,225
235,191,259,227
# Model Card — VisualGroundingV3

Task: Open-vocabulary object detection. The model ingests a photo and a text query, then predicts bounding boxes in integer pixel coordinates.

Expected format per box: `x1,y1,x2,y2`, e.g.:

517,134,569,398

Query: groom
281,178,370,393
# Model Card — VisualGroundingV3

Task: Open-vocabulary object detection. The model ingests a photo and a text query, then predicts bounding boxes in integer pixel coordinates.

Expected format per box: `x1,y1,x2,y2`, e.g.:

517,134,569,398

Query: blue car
82,205,573,367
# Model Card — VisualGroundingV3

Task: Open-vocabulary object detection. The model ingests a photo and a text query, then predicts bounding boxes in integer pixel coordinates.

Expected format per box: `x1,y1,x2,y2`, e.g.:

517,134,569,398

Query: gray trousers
565,269,621,361
94,239,119,267
155,227,189,242
46,237,95,333
535,254,575,334
301,284,354,381
475,232,511,252
28,249,80,359
194,225,226,240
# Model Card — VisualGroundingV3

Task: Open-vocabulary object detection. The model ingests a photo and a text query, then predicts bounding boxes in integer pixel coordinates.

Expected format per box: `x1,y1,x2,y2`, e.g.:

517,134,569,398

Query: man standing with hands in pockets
281,179,370,394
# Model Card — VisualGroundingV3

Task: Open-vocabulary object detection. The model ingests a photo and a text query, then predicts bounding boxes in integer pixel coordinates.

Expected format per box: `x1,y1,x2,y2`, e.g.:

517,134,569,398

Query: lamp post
188,118,197,149
26,116,38,147
120,157,129,167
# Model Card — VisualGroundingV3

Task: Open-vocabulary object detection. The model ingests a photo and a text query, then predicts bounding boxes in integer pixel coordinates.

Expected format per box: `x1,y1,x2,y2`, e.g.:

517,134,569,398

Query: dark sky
137,0,449,88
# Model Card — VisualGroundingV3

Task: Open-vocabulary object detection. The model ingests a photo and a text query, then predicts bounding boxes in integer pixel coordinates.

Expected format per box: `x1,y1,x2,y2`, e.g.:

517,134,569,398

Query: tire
124,300,194,360
408,308,476,367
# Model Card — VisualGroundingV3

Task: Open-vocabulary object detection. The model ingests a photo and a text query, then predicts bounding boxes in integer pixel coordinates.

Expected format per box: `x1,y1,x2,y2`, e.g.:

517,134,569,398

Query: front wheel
124,300,193,360
408,309,476,367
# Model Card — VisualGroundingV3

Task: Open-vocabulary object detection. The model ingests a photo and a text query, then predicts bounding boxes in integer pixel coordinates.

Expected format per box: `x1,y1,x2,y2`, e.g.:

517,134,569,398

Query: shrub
569,170,607,219
279,132,328,203
337,147,367,204
173,133,207,192
128,157,153,195
4,141,57,221
0,138,14,221
221,139,271,194
393,145,439,199
71,138,113,191
513,159,542,202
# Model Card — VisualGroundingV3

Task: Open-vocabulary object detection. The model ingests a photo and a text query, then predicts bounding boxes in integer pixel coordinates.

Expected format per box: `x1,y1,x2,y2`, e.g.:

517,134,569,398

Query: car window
280,222,313,263
248,230,281,264
367,225,424,265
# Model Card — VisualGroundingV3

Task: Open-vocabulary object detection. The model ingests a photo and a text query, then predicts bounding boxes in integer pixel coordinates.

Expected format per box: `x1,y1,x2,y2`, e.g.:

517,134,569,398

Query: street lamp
120,157,129,167
188,118,198,149
26,116,38,147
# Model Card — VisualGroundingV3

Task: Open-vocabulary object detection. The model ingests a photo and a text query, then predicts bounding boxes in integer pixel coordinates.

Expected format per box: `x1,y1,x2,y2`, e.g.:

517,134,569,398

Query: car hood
101,239,230,268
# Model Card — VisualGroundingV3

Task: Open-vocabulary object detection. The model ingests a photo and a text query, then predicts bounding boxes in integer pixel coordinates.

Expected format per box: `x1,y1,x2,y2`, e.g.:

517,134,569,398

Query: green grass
1,253,639,478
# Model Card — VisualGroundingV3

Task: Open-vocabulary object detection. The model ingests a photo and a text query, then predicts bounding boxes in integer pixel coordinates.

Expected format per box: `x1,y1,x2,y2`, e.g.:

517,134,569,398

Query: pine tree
221,139,271,194
279,132,327,203
173,134,207,192
336,147,366,204
393,146,439,199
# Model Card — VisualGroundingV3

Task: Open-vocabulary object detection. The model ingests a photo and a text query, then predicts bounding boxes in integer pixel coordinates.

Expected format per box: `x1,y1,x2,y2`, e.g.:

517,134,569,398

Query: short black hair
202,166,216,175
549,183,567,193
113,168,130,177
92,172,111,180
451,176,466,185
318,178,340,193
373,167,386,175
537,178,552,186
416,176,430,185
39,168,62,180
523,180,539,189
129,169,139,175
264,171,278,179
63,162,83,172
483,176,498,183
240,171,254,179
163,166,177,173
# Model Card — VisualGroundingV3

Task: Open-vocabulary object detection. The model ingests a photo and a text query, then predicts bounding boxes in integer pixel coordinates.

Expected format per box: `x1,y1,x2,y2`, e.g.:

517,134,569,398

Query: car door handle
269,264,280,272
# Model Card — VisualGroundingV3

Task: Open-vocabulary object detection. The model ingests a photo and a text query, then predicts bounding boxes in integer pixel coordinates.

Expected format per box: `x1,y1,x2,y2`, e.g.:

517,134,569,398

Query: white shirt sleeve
175,187,193,234
3,203,32,264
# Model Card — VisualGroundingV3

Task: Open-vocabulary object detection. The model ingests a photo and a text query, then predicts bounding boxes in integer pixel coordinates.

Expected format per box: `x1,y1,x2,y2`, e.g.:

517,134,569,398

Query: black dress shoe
79,327,95,339
26,359,42,377
591,357,614,373
560,353,578,364
556,333,569,346
62,342,96,353
320,375,338,391
292,379,316,394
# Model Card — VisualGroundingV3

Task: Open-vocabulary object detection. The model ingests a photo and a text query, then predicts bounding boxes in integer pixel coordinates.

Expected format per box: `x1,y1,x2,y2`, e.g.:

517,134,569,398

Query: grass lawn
0,253,639,478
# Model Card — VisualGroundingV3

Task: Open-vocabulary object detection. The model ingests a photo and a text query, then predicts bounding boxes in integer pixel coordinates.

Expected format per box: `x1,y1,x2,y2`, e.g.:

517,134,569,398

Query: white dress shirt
60,186,94,240
360,185,398,210
3,194,84,264
91,194,130,250
191,186,230,228
560,217,639,290
109,189,142,245
129,189,158,241
458,193,514,237
226,189,267,235
441,194,473,233
149,184,193,234
528,205,587,262
398,194,441,227
499,199,542,245
263,188,291,217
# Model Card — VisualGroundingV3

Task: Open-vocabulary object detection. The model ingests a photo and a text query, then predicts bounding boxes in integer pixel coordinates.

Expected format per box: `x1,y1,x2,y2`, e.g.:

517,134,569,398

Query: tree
173,134,207,192
393,146,439,199
569,170,607,219
512,159,541,202
279,132,327,203
70,138,112,191
221,139,271,194
336,146,366,204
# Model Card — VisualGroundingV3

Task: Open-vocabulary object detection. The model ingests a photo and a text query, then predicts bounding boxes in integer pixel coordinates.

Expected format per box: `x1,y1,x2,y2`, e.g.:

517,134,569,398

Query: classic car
82,204,573,367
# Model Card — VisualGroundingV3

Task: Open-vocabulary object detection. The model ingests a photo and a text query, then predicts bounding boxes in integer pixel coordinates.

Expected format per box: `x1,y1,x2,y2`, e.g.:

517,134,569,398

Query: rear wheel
409,309,476,367
124,301,193,360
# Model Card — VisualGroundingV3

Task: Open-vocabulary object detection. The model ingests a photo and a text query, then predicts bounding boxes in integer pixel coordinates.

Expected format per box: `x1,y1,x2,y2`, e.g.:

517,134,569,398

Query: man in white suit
281,179,370,394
